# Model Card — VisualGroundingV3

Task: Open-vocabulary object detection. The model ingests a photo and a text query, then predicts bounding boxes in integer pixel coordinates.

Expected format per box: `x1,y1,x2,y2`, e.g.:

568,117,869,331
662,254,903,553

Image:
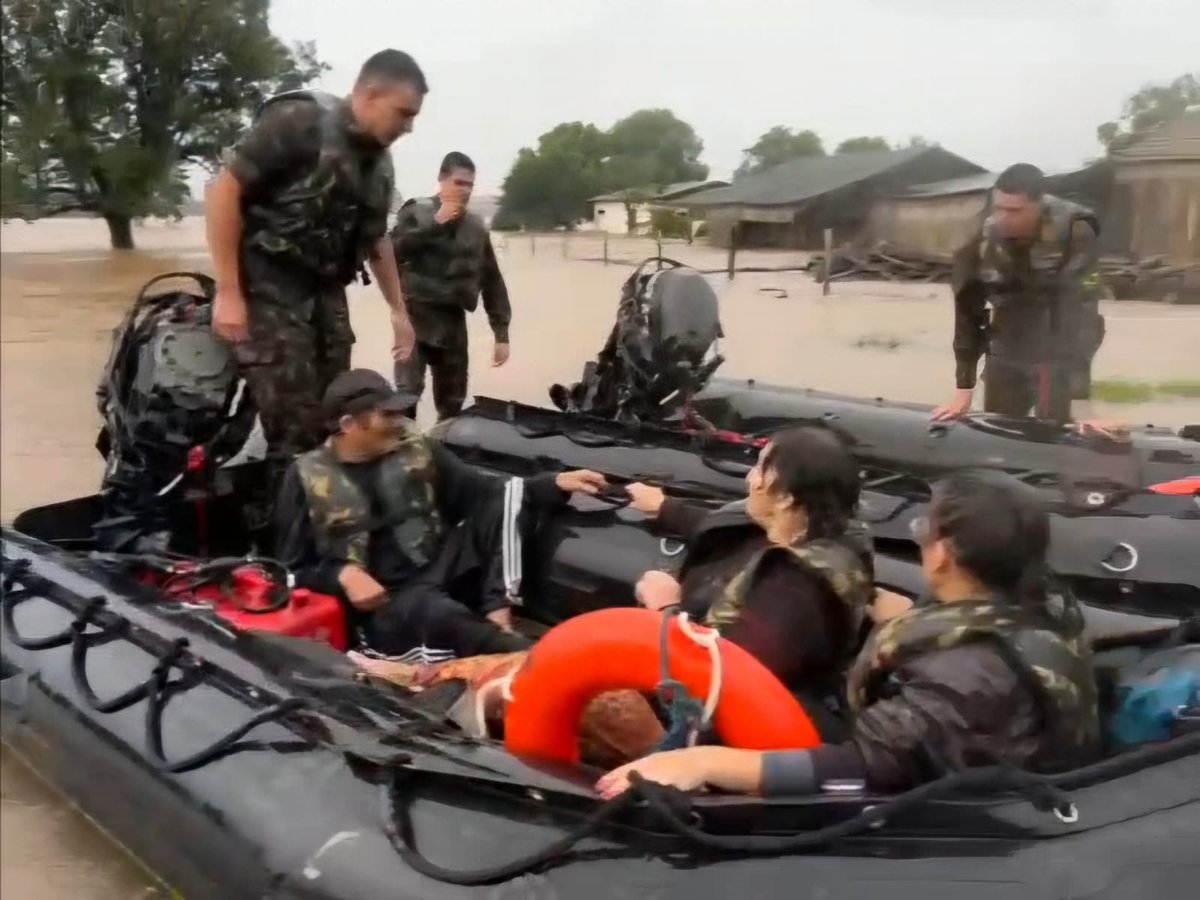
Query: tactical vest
974,195,1102,362
391,198,490,311
846,596,1100,759
705,536,873,660
294,437,444,571
240,91,394,287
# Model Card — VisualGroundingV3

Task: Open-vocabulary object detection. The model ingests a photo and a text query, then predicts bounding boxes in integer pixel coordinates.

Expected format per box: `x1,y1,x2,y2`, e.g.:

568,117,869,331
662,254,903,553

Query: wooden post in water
727,223,739,281
603,231,609,265
822,228,833,296
530,234,536,256
562,236,568,258
656,231,663,263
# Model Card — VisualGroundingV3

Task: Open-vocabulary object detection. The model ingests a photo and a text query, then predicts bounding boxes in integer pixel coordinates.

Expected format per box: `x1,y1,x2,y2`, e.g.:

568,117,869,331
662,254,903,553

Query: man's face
340,409,406,458
990,189,1042,240
439,166,475,206
356,80,424,146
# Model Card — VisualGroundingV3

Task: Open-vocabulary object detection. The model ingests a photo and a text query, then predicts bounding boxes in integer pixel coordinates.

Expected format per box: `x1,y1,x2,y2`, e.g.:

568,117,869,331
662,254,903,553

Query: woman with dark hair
599,469,1101,799
628,426,875,705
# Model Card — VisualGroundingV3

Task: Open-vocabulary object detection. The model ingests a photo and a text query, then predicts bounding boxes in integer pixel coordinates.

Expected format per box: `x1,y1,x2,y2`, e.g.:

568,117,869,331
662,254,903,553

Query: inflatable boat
2,266,1198,898
4,434,1199,899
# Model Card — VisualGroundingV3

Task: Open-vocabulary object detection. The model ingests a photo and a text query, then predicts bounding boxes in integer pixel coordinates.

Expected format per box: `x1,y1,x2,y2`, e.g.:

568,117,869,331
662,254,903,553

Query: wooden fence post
727,223,739,281
603,231,609,265
822,228,833,296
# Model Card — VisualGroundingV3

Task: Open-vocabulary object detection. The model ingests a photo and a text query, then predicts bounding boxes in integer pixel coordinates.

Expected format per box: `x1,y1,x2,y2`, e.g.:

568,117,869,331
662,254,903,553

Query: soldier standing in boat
204,49,425,521
390,152,512,421
932,164,1122,437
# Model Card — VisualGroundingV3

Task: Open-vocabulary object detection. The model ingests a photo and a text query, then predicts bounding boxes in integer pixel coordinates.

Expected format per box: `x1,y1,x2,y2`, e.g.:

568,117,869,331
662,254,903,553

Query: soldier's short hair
439,152,475,177
995,163,1045,200
356,49,429,94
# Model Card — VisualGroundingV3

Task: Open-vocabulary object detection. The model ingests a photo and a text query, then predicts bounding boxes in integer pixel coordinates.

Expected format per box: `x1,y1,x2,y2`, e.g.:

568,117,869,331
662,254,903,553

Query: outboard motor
94,272,258,553
550,257,724,424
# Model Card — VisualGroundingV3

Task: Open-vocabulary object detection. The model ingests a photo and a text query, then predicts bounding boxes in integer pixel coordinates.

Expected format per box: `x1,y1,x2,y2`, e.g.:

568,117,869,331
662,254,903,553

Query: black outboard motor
94,273,258,553
550,257,725,424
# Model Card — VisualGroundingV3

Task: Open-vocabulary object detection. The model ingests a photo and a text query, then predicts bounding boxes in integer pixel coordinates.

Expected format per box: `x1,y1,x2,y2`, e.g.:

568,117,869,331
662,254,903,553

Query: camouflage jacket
706,534,874,663
293,436,444,572
390,198,512,342
843,593,1101,789
951,195,1105,389
235,91,395,292
663,499,874,669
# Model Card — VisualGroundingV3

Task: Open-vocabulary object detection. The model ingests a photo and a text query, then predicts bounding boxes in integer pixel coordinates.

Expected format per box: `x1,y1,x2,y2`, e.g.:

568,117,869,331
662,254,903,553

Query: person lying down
351,651,666,769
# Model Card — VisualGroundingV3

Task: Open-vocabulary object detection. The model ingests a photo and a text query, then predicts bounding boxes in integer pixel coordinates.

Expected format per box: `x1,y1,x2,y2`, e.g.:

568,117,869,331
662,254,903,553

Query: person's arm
273,464,345,598
845,643,1030,791
951,248,989,393
656,497,710,541
367,236,408,317
205,172,244,298
390,200,450,260
719,555,838,688
480,236,512,344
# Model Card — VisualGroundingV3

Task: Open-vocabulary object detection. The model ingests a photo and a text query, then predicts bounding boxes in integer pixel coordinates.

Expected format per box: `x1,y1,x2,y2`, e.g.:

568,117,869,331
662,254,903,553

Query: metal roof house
1108,109,1200,262
587,180,729,235
675,146,987,248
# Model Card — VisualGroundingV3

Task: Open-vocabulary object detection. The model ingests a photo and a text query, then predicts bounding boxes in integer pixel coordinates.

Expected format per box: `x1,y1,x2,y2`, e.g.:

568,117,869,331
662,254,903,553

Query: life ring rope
673,613,723,744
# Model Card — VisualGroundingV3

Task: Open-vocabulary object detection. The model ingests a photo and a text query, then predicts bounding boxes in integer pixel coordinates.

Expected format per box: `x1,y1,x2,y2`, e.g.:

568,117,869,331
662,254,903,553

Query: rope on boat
381,727,1200,886
1,555,310,773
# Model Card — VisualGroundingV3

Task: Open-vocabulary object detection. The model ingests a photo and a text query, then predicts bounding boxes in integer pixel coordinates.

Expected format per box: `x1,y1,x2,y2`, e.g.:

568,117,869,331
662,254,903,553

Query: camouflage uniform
293,433,445,570
843,593,1101,788
952,195,1105,421
228,90,394,489
706,537,873,661
390,197,512,420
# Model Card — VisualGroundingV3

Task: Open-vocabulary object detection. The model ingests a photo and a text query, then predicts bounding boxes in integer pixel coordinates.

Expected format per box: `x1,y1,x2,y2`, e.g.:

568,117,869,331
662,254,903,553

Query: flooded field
1,216,1198,897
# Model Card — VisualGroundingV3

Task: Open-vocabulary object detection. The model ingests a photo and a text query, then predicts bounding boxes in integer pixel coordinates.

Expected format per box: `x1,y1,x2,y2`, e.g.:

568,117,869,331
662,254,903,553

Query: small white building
588,180,729,235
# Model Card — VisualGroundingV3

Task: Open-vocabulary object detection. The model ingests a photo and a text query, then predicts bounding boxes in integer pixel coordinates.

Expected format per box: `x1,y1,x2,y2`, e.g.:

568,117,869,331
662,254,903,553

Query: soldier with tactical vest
273,369,607,660
628,426,875,731
205,50,425,518
390,152,512,421
933,163,1124,438
597,470,1102,799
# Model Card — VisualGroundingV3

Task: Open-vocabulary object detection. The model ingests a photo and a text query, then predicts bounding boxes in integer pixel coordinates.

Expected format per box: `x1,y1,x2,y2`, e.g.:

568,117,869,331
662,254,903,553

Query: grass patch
1158,379,1200,399
853,333,904,351
1092,379,1200,403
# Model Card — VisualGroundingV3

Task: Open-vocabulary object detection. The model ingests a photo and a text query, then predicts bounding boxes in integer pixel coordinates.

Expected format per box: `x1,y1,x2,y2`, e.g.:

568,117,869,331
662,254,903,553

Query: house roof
588,179,730,204
678,146,976,208
892,172,999,199
1111,108,1200,162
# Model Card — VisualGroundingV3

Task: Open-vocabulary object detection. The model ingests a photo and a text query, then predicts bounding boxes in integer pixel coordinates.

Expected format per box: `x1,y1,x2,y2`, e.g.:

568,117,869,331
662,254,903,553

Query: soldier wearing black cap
272,369,608,659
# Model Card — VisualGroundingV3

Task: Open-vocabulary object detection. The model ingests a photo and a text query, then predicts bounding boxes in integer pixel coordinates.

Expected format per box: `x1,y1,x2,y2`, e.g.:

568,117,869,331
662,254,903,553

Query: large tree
1097,73,1200,153
495,109,708,232
835,135,892,154
733,126,825,179
0,0,324,248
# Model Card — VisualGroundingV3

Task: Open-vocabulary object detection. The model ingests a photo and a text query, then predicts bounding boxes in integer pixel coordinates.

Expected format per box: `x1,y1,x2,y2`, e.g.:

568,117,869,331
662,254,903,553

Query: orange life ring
504,607,821,764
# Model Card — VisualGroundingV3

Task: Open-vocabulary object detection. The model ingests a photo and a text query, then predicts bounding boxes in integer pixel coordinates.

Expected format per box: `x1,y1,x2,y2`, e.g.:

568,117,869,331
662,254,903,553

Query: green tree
0,0,324,249
496,122,611,230
835,135,892,154
733,126,825,179
1097,73,1200,153
606,108,707,232
495,109,708,232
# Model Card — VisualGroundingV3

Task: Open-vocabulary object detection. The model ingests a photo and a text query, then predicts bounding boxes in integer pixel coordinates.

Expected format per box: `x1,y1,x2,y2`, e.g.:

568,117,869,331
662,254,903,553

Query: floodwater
1,217,1198,897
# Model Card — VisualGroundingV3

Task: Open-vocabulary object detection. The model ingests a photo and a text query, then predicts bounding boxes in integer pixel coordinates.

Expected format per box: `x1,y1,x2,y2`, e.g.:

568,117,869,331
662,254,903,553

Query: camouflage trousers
233,292,354,516
394,317,470,421
983,357,1074,422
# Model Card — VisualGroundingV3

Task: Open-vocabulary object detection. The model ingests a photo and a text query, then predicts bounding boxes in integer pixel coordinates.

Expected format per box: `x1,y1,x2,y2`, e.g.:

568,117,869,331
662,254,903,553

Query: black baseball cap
322,368,418,422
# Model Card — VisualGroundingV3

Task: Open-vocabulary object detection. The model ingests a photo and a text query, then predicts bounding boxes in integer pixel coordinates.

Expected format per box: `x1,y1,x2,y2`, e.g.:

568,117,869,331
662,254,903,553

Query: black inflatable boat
4,434,1199,899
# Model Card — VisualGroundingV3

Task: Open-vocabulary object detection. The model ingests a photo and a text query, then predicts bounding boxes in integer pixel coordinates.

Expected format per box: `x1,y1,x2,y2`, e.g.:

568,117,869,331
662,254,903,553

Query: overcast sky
258,0,1198,198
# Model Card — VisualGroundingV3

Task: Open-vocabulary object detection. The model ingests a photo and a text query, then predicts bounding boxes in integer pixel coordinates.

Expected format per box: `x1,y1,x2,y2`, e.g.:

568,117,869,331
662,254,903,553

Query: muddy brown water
1,218,1198,897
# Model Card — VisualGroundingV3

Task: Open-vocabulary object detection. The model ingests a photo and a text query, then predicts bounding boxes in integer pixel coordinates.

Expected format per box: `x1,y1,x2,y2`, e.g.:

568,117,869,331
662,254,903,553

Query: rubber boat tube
433,398,1200,621
691,378,1199,504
